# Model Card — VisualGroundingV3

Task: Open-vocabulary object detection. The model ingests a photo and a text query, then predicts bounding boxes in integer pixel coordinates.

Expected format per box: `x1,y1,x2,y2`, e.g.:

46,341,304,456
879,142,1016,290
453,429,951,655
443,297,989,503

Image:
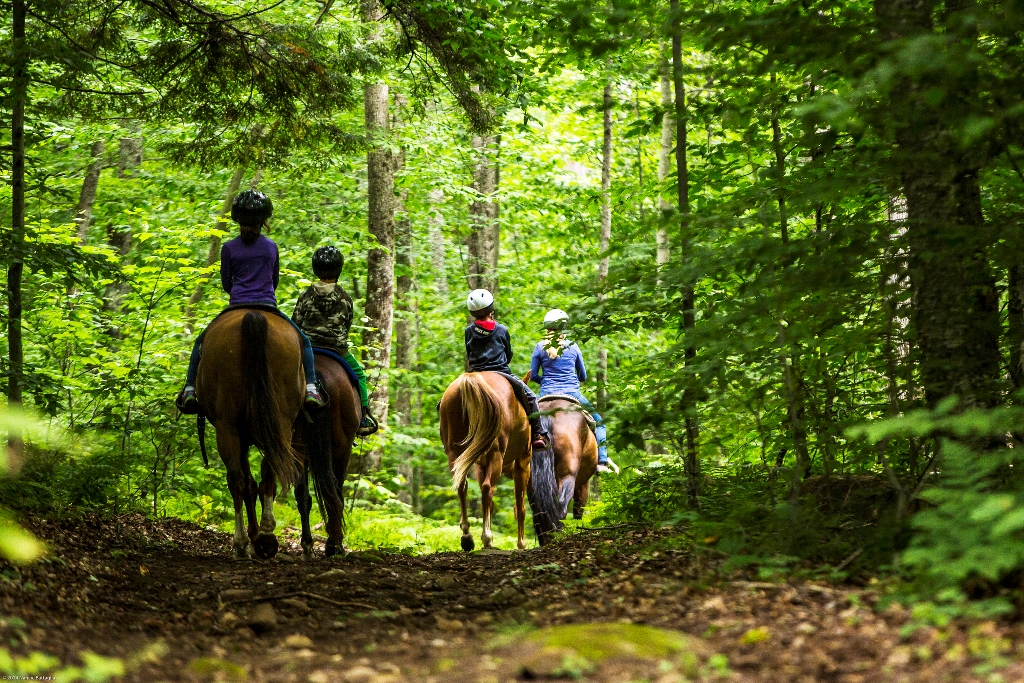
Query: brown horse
196,309,307,559
292,354,360,558
527,397,599,545
439,372,532,551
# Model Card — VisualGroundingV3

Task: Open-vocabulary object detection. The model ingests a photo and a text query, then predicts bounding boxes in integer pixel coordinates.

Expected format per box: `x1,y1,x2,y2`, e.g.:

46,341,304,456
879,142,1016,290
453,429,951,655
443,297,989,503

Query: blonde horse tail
450,374,503,491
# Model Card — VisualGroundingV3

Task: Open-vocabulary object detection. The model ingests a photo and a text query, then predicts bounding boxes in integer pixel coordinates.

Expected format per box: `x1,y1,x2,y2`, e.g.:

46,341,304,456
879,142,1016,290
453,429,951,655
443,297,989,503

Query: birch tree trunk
467,135,500,294
76,141,106,244
184,167,246,334
597,83,613,410
6,0,27,468
361,0,396,464
656,50,672,269
671,0,700,507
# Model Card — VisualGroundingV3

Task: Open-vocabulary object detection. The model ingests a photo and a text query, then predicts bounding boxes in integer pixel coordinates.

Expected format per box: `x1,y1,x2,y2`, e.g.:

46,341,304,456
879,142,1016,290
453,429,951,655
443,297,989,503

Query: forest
4,0,1024,680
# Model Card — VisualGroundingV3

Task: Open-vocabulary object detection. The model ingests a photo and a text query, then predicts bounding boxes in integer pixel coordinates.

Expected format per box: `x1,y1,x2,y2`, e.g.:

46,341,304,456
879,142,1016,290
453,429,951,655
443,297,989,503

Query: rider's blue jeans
186,306,316,387
544,390,608,464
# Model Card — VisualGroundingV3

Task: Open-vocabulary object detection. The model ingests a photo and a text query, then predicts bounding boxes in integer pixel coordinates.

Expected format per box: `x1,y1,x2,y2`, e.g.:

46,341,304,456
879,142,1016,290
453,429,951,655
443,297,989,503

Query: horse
527,396,599,546
439,372,532,551
195,308,331,559
291,353,360,558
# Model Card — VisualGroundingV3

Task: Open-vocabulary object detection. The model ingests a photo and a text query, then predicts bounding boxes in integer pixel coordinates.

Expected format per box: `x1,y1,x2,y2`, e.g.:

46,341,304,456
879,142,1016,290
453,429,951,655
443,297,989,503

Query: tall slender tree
597,83,613,409
361,0,396,459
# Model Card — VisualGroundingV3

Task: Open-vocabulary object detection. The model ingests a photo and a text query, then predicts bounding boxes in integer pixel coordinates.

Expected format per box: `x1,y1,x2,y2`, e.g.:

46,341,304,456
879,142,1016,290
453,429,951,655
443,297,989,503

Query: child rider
292,246,379,436
464,289,549,451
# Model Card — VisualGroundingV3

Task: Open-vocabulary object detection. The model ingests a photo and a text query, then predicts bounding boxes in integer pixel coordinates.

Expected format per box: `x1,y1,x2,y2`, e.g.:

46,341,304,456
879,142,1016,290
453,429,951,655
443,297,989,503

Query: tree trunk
1009,265,1024,393
75,141,106,243
467,134,500,294
184,167,246,334
6,0,27,468
875,0,1001,410
656,48,672,269
117,131,142,178
428,189,448,296
103,131,143,317
394,167,417,503
671,0,700,507
597,83,613,410
361,0,395,464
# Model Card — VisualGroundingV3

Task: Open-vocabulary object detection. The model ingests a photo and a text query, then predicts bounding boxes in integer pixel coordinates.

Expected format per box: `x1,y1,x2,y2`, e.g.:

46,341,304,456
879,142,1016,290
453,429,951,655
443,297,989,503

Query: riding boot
357,405,379,436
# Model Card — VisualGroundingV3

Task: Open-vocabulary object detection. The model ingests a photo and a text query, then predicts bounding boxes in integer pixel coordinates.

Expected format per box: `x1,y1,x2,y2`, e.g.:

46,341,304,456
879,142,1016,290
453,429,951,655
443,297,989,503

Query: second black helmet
312,246,343,280
231,190,273,227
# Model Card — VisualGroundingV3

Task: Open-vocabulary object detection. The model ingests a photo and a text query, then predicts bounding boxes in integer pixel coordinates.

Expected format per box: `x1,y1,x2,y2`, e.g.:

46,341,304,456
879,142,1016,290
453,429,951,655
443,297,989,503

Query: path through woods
2,517,1021,682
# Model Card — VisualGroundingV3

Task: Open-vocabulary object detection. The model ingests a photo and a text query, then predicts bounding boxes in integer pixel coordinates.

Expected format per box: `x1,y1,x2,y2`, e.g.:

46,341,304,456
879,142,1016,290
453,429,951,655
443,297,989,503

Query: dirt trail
1,515,1022,682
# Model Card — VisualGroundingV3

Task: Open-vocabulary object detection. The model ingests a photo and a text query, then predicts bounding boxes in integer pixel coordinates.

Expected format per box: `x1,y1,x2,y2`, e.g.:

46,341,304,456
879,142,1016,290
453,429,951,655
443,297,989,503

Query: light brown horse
527,397,599,545
196,309,305,559
292,354,360,558
439,372,532,551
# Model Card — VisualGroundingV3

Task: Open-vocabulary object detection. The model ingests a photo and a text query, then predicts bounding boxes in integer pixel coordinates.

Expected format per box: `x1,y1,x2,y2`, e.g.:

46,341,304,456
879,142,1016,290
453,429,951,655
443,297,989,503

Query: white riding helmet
467,289,494,312
543,308,569,329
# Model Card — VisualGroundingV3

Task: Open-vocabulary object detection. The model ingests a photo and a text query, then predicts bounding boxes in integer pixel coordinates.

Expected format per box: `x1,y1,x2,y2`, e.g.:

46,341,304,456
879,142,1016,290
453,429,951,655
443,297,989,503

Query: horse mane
450,374,504,490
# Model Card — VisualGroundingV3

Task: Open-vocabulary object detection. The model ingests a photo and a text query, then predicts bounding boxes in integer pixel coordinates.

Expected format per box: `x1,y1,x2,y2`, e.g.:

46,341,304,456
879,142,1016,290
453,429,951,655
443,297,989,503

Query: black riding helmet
312,246,343,280
231,190,273,227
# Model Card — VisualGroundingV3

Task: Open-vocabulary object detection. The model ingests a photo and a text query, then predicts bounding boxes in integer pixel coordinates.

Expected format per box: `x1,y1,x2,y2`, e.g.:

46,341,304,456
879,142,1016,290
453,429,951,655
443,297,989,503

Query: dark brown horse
527,396,599,545
439,372,532,551
292,354,360,558
196,309,322,559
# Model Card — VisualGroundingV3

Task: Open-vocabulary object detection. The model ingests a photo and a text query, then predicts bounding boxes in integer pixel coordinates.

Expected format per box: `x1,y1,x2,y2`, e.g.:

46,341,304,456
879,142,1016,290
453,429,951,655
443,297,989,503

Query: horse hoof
253,533,279,559
461,535,475,552
325,543,345,558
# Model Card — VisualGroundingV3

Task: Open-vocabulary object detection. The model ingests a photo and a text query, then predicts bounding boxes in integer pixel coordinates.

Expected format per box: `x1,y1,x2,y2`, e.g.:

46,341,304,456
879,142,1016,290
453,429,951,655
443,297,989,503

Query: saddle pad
539,394,597,430
312,347,360,391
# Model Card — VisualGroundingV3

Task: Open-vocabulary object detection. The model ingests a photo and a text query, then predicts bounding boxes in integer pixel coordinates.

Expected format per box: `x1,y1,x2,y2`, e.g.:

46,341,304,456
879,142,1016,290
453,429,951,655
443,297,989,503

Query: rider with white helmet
463,289,550,450
528,308,617,473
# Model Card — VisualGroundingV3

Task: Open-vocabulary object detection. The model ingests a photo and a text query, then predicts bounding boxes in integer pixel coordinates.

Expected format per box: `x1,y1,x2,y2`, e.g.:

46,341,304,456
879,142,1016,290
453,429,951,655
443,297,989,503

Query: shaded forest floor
2,515,1023,682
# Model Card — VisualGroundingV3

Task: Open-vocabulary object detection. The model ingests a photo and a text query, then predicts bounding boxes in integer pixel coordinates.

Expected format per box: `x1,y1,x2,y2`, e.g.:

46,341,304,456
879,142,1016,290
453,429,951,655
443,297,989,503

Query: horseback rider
464,289,550,451
528,308,618,474
177,190,326,414
292,246,378,436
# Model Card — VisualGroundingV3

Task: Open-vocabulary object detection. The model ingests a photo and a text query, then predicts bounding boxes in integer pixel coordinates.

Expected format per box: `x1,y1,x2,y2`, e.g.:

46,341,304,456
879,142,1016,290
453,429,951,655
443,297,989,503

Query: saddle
311,347,361,392
539,394,597,432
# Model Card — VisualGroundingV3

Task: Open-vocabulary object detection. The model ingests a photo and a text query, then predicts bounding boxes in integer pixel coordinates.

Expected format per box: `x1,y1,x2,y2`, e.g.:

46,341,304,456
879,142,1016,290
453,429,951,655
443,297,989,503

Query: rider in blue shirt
528,309,617,473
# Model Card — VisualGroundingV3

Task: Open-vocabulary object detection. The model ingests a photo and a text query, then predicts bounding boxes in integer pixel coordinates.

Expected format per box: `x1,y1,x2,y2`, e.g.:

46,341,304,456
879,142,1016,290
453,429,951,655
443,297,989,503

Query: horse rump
527,413,564,545
240,310,298,490
449,373,503,490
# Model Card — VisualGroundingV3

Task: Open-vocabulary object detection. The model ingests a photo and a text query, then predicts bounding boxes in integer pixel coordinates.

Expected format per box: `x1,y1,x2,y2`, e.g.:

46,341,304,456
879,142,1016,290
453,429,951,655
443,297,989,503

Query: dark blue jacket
465,321,513,374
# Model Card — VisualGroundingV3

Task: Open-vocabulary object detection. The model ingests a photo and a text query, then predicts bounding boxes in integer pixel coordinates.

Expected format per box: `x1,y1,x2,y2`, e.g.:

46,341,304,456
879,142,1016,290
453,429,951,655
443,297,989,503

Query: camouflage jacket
292,282,353,354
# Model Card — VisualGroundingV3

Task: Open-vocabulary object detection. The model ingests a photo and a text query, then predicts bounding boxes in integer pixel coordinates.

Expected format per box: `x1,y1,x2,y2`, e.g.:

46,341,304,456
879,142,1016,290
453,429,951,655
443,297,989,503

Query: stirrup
176,388,200,415
305,388,328,409
356,413,379,437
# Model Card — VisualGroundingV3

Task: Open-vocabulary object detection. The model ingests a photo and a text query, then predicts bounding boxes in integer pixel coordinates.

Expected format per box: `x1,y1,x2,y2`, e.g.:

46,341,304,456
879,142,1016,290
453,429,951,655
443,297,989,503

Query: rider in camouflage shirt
293,246,377,435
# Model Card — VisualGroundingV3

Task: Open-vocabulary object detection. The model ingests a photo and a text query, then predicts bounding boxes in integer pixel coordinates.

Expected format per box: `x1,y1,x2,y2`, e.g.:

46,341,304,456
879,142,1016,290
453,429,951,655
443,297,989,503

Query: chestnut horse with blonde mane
439,372,532,551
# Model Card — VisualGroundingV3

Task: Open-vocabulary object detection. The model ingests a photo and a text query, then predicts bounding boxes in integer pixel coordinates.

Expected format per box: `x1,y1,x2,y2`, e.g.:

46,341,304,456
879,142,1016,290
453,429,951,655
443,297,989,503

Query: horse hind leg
513,457,530,551
574,479,591,520
294,467,314,560
218,429,252,559
479,453,503,549
253,459,280,560
458,480,473,552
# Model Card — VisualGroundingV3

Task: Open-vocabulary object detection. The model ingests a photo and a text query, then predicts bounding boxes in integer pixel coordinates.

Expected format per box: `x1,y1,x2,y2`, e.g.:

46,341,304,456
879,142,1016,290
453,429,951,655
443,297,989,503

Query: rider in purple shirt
220,234,280,305
177,190,324,413
528,309,615,472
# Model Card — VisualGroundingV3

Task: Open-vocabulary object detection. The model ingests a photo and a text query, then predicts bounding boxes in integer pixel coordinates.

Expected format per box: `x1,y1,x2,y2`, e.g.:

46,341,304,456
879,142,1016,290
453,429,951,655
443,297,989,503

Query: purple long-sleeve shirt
530,340,587,395
220,235,280,305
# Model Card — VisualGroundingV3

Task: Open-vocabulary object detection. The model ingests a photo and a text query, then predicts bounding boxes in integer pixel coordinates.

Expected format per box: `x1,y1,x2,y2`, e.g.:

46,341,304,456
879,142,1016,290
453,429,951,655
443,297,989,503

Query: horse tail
527,412,563,545
450,374,503,491
241,311,297,490
305,405,344,533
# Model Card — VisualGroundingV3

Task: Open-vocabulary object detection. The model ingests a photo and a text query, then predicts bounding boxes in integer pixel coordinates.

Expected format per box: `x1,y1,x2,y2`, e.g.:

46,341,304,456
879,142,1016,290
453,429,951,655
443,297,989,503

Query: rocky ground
1,514,1022,682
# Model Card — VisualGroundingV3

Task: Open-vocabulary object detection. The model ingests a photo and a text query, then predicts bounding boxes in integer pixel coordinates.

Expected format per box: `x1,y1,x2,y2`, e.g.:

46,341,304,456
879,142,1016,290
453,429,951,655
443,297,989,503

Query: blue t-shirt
220,235,280,305
530,339,587,395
